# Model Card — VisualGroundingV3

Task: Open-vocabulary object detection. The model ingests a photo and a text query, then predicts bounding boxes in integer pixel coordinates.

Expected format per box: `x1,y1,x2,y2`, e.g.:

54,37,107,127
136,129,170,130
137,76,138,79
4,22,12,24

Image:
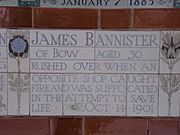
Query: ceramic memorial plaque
0,29,178,117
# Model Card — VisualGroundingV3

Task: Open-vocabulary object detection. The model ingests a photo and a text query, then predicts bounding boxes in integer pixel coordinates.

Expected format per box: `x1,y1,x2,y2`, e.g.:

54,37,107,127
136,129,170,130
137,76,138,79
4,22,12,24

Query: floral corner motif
9,35,29,59
43,0,58,4
161,32,180,72
7,31,30,73
159,74,180,115
8,73,30,115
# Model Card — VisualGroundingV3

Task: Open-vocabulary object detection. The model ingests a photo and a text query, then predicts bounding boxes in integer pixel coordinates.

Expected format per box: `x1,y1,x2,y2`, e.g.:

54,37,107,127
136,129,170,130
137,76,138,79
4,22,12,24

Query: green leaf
161,57,169,64
161,49,168,59
173,57,180,65
175,42,180,49
172,84,180,93
174,50,180,59
168,48,173,58
160,75,167,86
15,77,24,86
22,53,28,58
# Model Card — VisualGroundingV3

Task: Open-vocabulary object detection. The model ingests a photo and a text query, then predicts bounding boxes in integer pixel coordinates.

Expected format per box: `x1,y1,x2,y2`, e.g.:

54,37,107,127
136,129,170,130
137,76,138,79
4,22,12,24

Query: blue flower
9,35,28,57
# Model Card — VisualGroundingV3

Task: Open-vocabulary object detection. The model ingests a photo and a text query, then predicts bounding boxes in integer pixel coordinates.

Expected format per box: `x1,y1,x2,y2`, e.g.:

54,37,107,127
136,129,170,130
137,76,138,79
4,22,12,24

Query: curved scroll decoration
43,0,59,4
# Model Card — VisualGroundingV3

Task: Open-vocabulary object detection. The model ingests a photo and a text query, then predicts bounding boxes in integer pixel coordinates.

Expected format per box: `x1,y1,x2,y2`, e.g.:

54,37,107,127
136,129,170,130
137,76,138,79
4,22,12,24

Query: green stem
17,55,20,76
168,56,173,115
17,55,21,114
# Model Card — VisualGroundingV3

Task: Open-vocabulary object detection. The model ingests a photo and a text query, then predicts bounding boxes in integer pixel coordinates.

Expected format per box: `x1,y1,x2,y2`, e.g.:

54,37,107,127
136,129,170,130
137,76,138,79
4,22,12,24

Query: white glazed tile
0,73,7,115
0,29,7,72
160,31,180,74
95,31,160,74
159,74,180,116
63,74,126,116
30,74,63,116
7,30,30,73
8,73,30,115
30,30,95,73
41,0,128,8
128,0,173,8
127,74,158,116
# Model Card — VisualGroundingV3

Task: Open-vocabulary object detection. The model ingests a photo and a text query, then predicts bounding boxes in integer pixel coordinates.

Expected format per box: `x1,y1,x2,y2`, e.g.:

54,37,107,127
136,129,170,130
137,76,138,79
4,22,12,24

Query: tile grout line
178,118,179,135
126,74,128,116
147,118,149,135
28,30,31,116
82,117,85,135
6,29,8,116
62,74,64,116
49,118,53,135
158,31,161,117
130,8,134,29
98,9,101,30
32,8,35,28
